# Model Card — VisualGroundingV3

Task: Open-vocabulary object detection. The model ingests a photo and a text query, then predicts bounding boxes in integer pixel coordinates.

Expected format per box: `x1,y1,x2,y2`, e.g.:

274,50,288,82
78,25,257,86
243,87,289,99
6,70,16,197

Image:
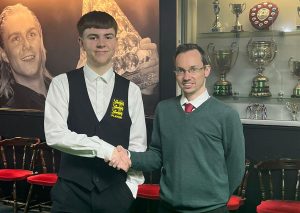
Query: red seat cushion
257,200,300,213
0,169,33,181
227,195,244,210
27,173,58,186
137,184,160,200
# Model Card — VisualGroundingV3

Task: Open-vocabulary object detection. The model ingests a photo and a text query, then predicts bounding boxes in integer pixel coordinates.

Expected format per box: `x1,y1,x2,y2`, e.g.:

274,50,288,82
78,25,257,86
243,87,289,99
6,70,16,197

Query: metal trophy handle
289,57,295,74
270,39,277,62
246,38,253,58
207,43,216,57
230,41,239,67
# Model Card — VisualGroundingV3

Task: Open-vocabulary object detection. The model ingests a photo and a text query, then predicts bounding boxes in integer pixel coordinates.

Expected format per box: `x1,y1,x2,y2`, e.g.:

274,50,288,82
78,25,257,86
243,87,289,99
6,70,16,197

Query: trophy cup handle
230,42,239,66
242,3,246,12
288,57,294,73
207,43,215,56
270,39,277,62
246,38,253,54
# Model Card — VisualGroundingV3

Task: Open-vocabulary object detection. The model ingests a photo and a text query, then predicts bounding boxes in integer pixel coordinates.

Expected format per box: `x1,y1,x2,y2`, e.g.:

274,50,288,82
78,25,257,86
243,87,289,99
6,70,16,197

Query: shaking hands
108,145,132,172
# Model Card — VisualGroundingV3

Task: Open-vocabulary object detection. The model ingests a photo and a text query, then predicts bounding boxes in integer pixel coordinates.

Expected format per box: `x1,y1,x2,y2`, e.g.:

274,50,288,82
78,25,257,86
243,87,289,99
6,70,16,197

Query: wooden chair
24,142,60,213
0,137,40,213
255,158,300,213
227,159,251,211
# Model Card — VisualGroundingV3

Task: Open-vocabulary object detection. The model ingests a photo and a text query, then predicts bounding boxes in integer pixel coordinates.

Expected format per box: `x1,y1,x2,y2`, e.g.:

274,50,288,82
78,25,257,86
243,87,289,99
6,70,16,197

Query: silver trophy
207,42,239,96
211,0,223,32
288,57,300,97
247,39,277,97
229,3,246,32
246,103,267,120
286,102,300,121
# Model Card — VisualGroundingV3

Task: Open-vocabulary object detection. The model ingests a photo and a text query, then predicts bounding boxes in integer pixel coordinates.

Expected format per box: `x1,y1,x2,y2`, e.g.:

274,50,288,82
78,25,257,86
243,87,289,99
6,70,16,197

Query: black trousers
158,200,229,213
51,178,134,213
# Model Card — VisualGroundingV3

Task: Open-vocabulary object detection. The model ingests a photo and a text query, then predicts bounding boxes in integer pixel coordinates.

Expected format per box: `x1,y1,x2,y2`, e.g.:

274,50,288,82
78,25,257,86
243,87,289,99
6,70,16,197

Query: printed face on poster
0,0,159,115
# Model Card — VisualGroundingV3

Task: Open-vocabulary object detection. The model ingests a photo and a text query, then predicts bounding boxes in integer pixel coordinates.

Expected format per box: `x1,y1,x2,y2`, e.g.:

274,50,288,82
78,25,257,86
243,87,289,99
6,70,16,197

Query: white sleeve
44,74,115,161
126,82,148,198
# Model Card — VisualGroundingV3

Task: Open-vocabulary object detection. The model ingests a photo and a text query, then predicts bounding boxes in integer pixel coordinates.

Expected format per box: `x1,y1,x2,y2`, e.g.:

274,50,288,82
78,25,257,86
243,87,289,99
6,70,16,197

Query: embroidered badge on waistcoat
111,99,124,119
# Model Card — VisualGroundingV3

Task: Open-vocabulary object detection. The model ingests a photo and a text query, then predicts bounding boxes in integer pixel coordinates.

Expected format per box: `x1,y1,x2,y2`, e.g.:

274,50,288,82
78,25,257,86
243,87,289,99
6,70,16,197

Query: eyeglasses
174,66,207,75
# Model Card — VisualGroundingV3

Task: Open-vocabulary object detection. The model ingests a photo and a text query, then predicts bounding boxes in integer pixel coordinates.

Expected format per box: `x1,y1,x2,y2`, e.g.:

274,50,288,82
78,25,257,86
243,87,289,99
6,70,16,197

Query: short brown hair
175,43,209,65
77,11,118,37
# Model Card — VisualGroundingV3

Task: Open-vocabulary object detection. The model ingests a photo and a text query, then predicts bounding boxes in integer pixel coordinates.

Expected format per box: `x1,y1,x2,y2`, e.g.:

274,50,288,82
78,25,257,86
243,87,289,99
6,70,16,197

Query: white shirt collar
83,64,114,84
180,90,210,108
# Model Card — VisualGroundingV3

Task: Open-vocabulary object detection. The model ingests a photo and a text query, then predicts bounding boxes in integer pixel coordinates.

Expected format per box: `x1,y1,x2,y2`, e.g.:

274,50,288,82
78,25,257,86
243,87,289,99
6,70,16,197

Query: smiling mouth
22,55,35,61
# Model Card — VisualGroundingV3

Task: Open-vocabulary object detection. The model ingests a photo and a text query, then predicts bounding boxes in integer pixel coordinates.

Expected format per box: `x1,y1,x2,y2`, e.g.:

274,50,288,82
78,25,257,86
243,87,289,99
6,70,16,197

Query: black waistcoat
58,68,131,191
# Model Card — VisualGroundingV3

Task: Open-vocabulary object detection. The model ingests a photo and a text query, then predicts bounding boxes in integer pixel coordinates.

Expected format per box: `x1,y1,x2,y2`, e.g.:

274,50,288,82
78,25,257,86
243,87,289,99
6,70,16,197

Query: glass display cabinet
177,0,300,126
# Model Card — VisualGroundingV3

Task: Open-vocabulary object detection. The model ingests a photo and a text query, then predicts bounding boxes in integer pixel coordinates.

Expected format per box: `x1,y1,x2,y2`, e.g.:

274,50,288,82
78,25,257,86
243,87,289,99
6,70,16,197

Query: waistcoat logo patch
111,99,124,119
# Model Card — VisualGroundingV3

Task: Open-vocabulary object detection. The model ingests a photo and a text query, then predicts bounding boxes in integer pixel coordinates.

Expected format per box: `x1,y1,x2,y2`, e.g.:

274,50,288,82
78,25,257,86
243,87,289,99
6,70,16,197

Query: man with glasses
111,43,245,213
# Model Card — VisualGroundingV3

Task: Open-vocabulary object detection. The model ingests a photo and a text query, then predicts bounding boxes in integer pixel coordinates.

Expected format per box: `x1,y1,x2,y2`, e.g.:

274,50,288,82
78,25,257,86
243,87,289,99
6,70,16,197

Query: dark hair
175,43,209,65
77,11,118,37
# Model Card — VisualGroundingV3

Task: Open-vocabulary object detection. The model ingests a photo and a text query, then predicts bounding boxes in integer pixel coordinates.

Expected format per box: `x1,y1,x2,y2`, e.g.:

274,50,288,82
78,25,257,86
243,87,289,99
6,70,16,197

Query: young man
44,11,147,213
0,3,52,110
113,43,245,213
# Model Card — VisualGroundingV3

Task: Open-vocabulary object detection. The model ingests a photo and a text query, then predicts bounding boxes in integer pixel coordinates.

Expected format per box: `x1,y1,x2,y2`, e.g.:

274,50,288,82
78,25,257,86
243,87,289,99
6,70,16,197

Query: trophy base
231,25,244,32
213,81,232,96
249,74,272,97
211,27,222,32
291,86,300,98
290,82,300,97
249,89,272,97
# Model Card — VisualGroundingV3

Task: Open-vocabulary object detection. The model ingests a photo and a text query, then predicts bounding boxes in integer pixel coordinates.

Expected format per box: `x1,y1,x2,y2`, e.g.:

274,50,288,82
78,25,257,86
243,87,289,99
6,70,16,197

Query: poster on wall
0,0,159,116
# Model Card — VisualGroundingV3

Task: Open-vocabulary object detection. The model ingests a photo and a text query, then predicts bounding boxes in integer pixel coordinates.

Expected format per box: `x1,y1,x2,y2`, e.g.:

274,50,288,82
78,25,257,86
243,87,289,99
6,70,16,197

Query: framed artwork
0,0,160,115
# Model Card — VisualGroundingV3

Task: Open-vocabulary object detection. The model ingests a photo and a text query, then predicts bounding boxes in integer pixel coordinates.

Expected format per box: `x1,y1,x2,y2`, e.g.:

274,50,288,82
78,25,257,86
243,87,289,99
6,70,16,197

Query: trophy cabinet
177,0,300,125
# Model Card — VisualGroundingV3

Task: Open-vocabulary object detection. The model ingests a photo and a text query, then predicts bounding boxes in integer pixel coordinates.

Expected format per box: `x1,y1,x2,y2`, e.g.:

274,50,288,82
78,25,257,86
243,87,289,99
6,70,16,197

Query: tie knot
184,103,194,113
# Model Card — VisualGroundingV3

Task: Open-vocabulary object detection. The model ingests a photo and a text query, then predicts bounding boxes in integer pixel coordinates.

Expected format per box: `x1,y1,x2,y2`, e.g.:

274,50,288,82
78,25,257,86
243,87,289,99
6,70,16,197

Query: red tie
184,103,194,113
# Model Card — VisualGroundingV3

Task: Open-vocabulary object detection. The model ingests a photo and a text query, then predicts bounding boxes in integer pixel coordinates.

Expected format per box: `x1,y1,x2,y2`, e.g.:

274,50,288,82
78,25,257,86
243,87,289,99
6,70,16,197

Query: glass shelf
215,96,300,105
198,30,300,39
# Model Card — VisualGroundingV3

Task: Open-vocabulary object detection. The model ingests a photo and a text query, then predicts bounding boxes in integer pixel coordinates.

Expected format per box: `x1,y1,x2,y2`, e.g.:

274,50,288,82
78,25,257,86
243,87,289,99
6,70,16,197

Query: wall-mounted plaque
249,2,279,30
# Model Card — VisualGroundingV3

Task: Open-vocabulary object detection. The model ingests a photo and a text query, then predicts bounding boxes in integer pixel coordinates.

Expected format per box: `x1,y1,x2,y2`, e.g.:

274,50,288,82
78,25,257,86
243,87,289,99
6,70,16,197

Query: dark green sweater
131,96,245,212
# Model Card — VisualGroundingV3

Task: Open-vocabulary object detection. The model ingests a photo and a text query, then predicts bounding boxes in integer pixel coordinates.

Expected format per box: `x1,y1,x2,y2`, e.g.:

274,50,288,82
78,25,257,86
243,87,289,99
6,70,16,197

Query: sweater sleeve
223,109,245,195
130,106,162,172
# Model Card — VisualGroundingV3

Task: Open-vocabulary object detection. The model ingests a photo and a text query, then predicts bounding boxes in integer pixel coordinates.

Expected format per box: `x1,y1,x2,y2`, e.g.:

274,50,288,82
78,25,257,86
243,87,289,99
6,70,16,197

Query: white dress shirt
44,65,147,198
180,89,210,110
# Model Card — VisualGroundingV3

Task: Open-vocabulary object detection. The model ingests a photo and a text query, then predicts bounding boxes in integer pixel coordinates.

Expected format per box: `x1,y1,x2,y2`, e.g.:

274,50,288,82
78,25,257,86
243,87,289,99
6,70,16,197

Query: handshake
107,145,132,172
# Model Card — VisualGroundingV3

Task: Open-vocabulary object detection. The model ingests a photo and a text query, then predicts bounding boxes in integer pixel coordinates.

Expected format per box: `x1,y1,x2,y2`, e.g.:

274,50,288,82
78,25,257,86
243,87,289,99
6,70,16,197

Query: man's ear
0,47,9,63
204,65,210,78
78,37,83,49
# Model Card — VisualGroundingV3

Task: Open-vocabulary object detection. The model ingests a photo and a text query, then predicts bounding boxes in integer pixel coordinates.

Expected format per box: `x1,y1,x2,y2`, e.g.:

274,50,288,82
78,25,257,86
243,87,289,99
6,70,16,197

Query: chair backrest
255,158,300,201
33,142,60,174
0,137,41,170
236,159,251,199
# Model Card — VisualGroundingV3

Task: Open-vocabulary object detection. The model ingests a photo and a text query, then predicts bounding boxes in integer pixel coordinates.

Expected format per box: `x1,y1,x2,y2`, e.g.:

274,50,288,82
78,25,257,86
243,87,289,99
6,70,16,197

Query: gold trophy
229,3,246,32
286,102,300,121
207,42,239,96
288,57,300,97
247,39,277,97
211,0,223,32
